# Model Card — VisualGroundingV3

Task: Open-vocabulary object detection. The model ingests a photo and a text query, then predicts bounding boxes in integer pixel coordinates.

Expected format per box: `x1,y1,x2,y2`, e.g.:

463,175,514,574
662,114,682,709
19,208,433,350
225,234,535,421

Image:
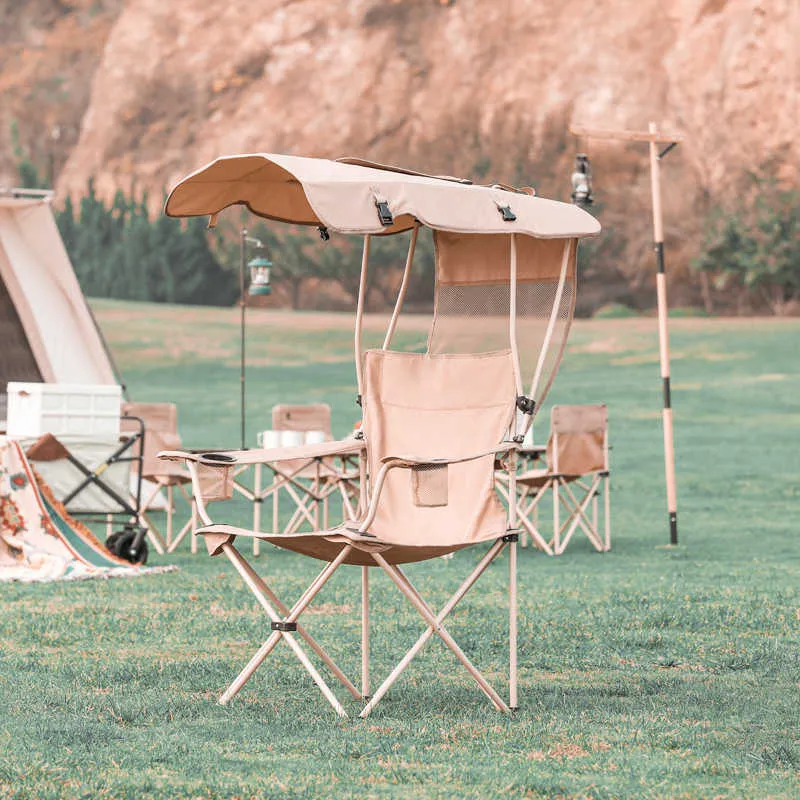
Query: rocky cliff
2,0,798,306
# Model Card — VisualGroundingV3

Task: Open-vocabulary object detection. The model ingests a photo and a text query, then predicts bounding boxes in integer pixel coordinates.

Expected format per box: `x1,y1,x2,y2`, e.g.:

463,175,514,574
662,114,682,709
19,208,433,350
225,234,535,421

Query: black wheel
106,528,149,565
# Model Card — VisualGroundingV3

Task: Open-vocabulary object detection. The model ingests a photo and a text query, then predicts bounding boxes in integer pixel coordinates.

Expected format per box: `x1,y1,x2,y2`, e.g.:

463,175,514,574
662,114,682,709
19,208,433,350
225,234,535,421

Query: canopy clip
318,226,330,241
496,203,516,222
502,532,520,543
374,193,394,226
516,395,535,415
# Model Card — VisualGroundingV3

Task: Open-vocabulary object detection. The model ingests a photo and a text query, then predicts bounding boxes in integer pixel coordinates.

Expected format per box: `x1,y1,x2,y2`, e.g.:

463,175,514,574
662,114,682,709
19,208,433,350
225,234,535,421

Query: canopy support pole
239,227,247,450
509,234,523,440
528,240,571,407
383,224,419,350
354,235,371,400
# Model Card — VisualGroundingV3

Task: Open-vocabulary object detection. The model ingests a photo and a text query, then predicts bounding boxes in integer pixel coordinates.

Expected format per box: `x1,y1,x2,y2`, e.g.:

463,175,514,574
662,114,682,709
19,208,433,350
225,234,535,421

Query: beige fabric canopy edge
164,153,601,239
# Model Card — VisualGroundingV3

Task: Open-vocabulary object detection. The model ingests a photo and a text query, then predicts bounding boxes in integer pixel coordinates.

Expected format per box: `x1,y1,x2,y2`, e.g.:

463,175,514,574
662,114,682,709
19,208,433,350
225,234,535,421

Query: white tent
0,190,118,418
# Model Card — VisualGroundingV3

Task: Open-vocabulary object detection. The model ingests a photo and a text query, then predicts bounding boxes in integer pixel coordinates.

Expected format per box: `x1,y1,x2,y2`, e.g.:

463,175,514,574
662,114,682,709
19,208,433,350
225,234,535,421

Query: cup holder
200,452,236,464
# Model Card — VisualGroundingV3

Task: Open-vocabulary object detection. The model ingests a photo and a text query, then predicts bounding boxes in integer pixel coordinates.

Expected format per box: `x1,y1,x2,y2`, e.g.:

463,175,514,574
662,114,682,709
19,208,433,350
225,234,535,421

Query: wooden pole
569,123,682,545
647,122,679,545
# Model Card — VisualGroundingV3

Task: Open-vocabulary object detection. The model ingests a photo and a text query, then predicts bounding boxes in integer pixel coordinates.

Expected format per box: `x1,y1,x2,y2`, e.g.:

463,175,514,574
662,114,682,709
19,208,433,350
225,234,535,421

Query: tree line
11,138,800,315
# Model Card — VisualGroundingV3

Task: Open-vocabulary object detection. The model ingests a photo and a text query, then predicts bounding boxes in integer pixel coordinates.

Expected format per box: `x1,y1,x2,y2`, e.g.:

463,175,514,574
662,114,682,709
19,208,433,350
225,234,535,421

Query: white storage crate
6,382,122,439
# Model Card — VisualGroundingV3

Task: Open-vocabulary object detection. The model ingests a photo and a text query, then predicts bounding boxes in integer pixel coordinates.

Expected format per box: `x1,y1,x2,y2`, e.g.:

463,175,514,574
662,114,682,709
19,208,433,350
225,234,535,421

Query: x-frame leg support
361,540,512,717
495,479,554,555
554,474,606,554
217,542,361,717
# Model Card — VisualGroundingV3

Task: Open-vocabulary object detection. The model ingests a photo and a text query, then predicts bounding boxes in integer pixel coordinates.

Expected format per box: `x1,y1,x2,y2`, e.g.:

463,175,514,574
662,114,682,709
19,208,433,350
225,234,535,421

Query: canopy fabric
165,153,600,239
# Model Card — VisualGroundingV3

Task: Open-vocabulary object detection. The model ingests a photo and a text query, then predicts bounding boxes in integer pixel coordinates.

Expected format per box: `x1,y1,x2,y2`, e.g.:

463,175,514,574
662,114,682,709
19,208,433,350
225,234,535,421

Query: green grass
1,301,799,799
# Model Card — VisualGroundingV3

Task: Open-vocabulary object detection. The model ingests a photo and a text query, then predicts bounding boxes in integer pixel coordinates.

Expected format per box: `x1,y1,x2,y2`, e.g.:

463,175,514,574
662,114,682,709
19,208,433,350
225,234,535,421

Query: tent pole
648,121,678,545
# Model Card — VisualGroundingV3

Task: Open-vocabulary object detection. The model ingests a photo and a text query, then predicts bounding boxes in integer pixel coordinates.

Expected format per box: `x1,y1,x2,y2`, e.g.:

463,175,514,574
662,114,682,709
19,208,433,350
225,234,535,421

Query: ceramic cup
281,430,305,447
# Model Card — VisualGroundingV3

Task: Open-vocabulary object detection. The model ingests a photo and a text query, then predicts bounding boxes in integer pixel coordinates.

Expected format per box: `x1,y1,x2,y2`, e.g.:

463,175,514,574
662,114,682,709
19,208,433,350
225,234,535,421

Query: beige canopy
165,153,600,239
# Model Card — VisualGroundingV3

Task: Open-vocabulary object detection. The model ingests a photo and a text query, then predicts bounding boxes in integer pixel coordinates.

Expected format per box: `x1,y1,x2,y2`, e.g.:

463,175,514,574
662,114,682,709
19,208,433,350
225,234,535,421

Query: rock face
3,0,799,303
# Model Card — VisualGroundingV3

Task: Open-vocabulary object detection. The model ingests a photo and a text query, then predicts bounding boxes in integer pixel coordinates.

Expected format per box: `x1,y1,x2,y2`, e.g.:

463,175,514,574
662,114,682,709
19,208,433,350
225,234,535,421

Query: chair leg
253,463,261,557
219,543,356,716
558,477,604,552
552,481,560,554
362,565,370,699
362,543,510,717
604,474,611,551
509,536,518,710
166,484,174,548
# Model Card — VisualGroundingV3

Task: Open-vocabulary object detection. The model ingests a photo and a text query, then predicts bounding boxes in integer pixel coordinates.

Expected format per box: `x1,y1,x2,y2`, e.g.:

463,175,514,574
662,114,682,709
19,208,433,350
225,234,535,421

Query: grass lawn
2,300,799,799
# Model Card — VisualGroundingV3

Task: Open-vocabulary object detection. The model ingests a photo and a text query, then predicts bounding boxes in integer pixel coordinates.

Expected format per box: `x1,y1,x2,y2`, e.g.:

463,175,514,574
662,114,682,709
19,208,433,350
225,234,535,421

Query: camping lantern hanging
570,154,593,207
247,255,272,296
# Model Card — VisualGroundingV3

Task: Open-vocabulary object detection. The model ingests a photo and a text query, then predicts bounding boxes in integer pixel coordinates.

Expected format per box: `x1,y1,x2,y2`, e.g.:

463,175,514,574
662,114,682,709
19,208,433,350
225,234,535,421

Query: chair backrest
272,404,332,439
121,401,183,480
362,349,515,546
547,404,608,476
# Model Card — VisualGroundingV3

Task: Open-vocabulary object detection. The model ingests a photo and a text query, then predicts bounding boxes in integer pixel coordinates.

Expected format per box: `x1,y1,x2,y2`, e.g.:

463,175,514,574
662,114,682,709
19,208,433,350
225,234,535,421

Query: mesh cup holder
196,454,235,502
411,464,448,507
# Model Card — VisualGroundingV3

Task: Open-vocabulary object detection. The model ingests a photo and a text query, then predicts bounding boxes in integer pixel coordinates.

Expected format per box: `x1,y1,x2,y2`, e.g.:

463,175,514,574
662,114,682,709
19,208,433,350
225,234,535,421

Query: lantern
247,255,272,296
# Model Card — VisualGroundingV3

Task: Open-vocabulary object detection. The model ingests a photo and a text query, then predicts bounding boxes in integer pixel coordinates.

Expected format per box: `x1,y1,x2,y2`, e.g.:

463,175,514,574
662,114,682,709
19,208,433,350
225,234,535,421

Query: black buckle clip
271,621,298,632
497,204,516,222
376,200,394,226
516,395,535,415
356,393,363,407
502,532,520,543
318,226,330,241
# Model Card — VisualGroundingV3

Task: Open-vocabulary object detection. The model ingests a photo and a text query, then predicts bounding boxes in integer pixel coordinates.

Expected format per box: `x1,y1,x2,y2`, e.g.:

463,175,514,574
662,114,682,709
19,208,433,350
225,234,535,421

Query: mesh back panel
428,278,575,409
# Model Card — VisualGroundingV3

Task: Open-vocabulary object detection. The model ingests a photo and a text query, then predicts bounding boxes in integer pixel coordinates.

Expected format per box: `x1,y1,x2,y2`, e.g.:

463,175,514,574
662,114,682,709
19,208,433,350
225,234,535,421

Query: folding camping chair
265,403,360,535
511,404,611,555
121,402,192,554
159,152,599,717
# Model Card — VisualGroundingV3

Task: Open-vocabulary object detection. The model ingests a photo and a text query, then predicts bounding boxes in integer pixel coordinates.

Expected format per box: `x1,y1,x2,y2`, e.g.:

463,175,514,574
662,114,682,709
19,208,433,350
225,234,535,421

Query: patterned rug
0,437,177,583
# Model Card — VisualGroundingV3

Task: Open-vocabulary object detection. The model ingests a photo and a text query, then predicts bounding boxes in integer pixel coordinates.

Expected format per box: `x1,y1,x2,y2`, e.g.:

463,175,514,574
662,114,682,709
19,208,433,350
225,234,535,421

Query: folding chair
265,403,359,535
511,404,610,555
159,150,599,717
121,402,194,554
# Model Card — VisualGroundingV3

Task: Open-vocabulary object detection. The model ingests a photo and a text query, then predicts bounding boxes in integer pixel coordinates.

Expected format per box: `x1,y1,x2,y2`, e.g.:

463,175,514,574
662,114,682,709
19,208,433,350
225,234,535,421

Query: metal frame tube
383,224,419,350
354,235,371,397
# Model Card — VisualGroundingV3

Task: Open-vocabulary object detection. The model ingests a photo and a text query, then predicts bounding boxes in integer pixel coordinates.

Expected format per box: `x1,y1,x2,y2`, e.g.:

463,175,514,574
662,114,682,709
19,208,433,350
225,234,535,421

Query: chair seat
197,522,488,566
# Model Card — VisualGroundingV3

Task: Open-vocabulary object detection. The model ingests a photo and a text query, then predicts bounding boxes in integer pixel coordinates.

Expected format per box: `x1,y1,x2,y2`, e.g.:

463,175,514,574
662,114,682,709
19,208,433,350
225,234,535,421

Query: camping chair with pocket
511,404,610,555
158,153,599,717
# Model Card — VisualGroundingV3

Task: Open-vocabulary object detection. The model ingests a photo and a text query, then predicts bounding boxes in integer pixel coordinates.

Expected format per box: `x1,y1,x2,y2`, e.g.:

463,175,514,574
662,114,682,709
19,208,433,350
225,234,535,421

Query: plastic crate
6,382,122,440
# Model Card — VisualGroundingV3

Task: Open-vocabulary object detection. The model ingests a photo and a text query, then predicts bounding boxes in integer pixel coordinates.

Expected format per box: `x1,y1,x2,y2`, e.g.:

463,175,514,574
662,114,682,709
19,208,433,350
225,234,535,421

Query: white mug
258,429,282,449
305,430,326,445
281,430,305,447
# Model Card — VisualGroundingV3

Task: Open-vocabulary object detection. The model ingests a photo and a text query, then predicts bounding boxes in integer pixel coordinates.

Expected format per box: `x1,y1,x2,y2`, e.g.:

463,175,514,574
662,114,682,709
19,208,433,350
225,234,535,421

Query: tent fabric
0,437,175,582
165,153,601,239
0,195,116,394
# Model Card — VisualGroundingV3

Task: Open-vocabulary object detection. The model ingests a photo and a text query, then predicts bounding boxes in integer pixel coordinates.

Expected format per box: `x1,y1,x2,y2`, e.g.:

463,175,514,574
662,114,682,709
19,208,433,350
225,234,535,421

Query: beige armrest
380,441,518,468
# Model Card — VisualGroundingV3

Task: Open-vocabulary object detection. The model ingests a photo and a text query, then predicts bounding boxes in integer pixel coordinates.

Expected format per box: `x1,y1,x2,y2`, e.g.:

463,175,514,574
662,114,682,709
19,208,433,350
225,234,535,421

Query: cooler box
6,382,122,439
